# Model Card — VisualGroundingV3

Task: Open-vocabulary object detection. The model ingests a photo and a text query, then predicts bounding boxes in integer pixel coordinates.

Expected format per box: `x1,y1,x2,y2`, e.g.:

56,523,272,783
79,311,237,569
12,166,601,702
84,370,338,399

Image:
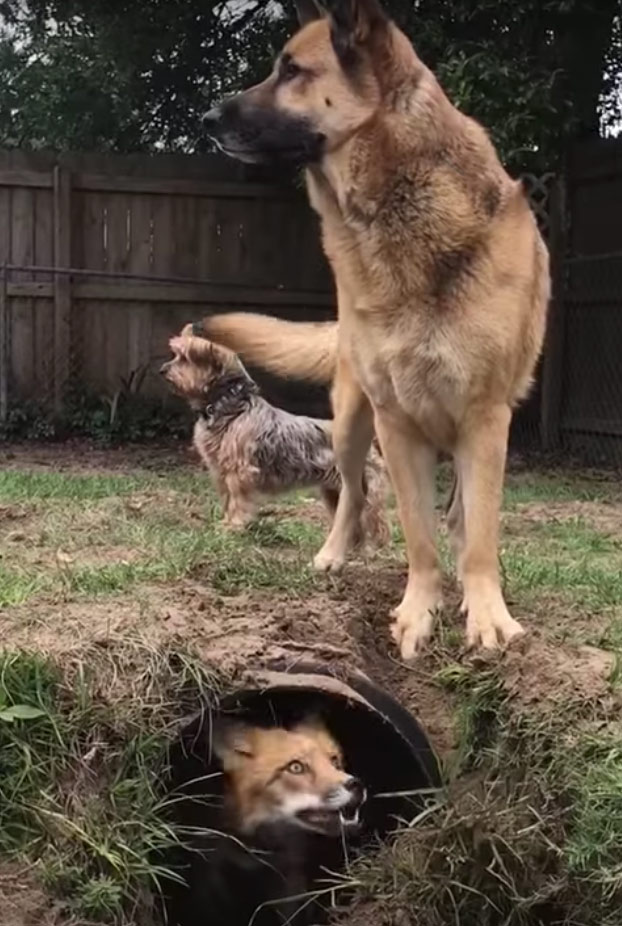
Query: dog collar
199,374,259,425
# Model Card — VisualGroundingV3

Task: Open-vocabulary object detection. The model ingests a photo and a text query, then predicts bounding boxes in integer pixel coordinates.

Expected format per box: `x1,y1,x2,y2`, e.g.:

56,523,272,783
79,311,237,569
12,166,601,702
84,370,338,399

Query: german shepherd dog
201,0,550,658
161,324,388,539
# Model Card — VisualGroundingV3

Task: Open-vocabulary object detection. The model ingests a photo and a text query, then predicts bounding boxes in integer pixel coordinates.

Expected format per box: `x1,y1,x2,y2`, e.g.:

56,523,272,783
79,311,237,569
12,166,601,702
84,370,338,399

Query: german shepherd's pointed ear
329,0,388,65
294,0,325,26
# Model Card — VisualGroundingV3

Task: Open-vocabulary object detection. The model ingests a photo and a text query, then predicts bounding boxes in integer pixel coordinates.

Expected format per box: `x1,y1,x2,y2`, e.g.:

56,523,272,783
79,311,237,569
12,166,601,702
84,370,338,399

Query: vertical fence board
103,193,131,387
127,195,154,385
33,188,55,398
0,265,7,420
0,188,10,419
10,187,35,396
53,167,72,413
540,179,567,451
151,194,174,276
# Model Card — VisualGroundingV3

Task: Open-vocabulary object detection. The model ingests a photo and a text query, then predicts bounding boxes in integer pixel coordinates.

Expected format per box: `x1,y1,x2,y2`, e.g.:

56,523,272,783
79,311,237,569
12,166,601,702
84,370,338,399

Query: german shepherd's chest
308,165,494,446
349,315,471,448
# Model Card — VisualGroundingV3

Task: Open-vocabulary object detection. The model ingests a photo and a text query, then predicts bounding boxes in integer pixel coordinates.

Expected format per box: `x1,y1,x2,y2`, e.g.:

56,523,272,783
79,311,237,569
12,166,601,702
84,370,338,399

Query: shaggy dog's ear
168,335,186,355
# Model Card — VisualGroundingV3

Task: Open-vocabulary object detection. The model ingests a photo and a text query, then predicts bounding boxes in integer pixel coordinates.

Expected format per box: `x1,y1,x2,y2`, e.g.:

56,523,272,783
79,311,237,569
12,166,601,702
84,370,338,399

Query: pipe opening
160,664,441,926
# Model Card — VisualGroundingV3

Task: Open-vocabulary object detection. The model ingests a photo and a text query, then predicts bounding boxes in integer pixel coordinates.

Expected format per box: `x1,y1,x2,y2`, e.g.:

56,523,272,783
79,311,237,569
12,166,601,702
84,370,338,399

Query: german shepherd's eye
286,760,307,775
279,55,302,83
330,754,342,770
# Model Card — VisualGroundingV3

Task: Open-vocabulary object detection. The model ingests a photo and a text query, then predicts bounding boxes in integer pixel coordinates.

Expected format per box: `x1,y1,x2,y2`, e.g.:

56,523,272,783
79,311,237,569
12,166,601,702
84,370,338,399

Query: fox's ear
296,711,328,733
212,717,254,766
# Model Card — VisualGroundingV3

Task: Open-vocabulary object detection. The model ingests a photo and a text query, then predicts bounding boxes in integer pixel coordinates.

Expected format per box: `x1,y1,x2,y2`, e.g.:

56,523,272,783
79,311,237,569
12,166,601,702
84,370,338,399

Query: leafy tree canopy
0,0,619,172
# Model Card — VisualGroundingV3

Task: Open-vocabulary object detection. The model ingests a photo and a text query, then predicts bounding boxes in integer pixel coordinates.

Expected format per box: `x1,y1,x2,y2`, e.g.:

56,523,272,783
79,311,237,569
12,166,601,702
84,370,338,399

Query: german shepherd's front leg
313,358,374,573
455,403,525,648
374,409,443,659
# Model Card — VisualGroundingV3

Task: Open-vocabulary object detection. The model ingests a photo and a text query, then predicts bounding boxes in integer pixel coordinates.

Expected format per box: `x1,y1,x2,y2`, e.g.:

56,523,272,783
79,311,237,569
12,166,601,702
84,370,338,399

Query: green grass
0,645,225,923
503,470,622,506
0,469,210,502
501,516,622,614
0,470,325,607
1,458,622,925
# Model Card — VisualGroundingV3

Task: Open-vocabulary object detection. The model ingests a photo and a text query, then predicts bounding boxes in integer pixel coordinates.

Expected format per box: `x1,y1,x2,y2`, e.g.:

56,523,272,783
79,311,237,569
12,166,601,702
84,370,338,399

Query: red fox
183,715,366,926
214,715,365,837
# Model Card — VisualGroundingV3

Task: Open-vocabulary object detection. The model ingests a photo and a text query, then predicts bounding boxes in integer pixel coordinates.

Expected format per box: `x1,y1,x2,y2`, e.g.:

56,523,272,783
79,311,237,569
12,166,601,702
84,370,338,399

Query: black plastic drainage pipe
160,660,443,926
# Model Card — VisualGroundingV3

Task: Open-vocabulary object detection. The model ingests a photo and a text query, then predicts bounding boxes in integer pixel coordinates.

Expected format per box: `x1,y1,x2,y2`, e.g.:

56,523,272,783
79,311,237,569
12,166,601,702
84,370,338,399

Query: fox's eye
330,754,342,769
287,760,306,775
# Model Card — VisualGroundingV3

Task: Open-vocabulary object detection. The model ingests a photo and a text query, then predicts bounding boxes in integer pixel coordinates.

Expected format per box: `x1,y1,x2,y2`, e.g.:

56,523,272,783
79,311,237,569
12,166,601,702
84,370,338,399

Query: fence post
0,264,7,422
540,176,568,452
53,165,72,415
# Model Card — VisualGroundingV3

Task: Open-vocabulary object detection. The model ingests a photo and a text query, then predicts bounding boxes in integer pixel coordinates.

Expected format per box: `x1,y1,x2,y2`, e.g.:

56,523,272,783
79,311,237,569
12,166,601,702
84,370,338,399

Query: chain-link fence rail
0,147,620,466
539,139,622,469
0,262,335,431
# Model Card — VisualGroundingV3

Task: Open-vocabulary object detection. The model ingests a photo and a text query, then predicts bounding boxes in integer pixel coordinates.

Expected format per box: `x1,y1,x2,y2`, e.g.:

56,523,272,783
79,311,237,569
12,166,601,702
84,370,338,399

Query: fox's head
214,715,366,837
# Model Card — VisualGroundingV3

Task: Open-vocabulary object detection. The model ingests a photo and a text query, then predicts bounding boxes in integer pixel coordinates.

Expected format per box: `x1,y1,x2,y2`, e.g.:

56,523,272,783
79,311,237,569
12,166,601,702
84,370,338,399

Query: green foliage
0,0,618,171
0,390,191,445
0,0,291,152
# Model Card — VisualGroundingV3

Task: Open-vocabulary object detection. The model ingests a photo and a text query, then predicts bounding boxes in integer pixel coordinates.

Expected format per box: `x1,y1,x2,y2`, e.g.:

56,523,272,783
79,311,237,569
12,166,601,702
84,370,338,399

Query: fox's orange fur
214,716,365,837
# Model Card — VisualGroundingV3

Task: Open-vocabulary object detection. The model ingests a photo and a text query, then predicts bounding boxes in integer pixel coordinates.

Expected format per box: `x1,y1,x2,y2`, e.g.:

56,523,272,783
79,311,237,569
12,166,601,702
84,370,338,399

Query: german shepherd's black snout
203,94,325,167
202,105,224,129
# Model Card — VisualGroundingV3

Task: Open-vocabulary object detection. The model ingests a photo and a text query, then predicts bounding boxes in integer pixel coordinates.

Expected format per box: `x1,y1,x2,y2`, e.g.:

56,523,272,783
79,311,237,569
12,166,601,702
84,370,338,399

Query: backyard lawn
1,441,621,925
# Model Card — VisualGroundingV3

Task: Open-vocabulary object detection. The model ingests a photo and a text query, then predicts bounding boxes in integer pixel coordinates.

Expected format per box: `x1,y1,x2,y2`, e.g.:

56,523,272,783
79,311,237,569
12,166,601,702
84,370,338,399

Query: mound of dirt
0,865,64,926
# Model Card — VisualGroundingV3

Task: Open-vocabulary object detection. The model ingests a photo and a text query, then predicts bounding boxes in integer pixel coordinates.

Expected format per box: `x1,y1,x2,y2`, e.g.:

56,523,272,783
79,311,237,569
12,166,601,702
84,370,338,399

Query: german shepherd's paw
461,581,526,650
312,547,346,574
390,588,444,660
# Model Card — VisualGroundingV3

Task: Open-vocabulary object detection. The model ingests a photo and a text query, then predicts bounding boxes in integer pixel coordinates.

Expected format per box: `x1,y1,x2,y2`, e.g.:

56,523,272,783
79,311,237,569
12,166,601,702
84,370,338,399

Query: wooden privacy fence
6,147,618,466
0,151,559,427
0,149,334,420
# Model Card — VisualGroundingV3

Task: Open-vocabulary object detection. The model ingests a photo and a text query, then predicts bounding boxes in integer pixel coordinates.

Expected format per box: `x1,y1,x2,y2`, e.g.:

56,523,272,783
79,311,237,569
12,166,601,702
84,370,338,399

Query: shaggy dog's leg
445,468,465,582
374,410,443,660
455,404,525,649
313,360,374,573
319,486,340,517
223,478,257,529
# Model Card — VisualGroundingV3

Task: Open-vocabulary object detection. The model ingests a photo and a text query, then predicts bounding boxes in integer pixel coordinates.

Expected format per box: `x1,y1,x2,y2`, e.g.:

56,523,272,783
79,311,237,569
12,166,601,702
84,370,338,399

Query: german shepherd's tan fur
202,0,550,657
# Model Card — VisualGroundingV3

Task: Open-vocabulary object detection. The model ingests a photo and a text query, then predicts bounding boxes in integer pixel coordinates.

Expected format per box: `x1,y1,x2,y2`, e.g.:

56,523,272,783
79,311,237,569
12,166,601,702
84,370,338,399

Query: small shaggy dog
161,324,389,540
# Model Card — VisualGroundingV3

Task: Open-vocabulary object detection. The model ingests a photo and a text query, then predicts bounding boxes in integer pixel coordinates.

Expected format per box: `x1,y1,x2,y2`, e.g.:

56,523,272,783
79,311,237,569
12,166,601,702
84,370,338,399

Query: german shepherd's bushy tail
195,311,456,517
194,313,337,385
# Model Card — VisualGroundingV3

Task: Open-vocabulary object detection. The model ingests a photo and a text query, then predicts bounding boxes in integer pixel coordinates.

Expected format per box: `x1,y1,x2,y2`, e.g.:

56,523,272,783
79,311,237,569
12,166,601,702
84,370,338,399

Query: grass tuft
0,642,228,923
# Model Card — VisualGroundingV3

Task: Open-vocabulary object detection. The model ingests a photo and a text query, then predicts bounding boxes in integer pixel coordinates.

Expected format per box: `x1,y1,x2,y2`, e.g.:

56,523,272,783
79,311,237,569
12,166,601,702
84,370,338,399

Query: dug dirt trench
159,661,442,926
